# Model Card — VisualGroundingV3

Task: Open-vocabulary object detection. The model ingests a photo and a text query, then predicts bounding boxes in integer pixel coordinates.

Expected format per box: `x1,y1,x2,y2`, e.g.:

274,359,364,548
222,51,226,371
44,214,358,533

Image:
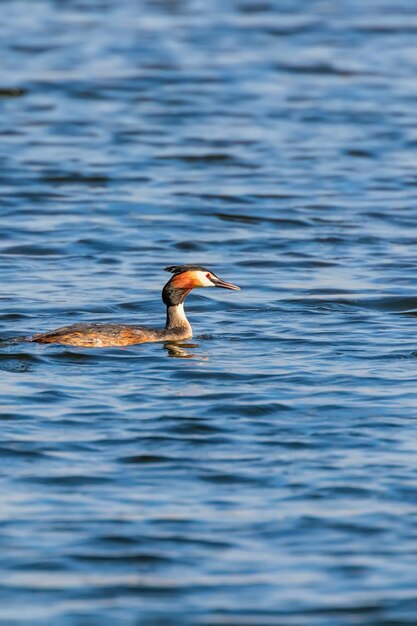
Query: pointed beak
211,277,240,291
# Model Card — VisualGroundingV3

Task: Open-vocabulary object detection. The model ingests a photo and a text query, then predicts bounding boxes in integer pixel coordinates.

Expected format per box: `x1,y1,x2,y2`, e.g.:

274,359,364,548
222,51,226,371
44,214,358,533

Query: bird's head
163,265,240,305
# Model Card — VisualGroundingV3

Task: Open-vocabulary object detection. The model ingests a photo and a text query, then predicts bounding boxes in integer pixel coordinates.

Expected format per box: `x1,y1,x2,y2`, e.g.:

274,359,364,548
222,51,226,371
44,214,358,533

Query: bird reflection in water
163,341,206,359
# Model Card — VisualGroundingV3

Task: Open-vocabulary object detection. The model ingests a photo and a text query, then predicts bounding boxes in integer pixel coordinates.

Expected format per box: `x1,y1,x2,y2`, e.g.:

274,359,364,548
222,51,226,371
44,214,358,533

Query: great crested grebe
30,265,240,348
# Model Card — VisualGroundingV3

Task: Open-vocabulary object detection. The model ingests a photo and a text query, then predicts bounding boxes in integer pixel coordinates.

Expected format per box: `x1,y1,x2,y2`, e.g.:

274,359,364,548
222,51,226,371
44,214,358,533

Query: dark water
2,0,417,623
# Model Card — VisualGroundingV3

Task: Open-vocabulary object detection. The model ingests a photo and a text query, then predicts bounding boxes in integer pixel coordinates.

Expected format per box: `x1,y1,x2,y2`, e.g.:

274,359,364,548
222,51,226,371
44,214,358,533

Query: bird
29,265,240,348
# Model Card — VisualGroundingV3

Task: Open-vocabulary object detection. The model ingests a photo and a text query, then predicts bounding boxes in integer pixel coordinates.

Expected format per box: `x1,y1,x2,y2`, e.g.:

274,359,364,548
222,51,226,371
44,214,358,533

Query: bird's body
32,322,163,348
30,265,239,348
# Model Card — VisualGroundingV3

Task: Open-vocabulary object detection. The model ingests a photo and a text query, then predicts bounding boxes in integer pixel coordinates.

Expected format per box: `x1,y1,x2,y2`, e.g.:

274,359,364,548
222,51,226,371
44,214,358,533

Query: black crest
165,264,211,275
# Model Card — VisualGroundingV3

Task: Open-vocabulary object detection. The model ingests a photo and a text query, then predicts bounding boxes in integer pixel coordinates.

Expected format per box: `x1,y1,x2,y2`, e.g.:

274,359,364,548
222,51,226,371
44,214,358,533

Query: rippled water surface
2,0,417,623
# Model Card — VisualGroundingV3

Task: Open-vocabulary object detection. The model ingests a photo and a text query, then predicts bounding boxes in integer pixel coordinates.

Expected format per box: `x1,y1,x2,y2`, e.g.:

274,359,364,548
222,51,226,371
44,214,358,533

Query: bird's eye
206,273,211,279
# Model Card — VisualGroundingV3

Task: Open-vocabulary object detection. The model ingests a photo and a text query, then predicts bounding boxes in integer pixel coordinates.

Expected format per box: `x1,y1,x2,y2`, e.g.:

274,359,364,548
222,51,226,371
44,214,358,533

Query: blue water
2,0,417,623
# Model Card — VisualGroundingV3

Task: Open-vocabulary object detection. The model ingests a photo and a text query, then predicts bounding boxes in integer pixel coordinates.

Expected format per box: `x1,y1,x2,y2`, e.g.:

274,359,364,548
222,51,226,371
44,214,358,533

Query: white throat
165,303,191,334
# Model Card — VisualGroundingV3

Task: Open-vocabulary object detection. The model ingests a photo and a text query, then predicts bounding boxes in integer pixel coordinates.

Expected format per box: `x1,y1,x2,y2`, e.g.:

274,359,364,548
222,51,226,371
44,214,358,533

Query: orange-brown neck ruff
162,271,199,307
169,271,200,290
